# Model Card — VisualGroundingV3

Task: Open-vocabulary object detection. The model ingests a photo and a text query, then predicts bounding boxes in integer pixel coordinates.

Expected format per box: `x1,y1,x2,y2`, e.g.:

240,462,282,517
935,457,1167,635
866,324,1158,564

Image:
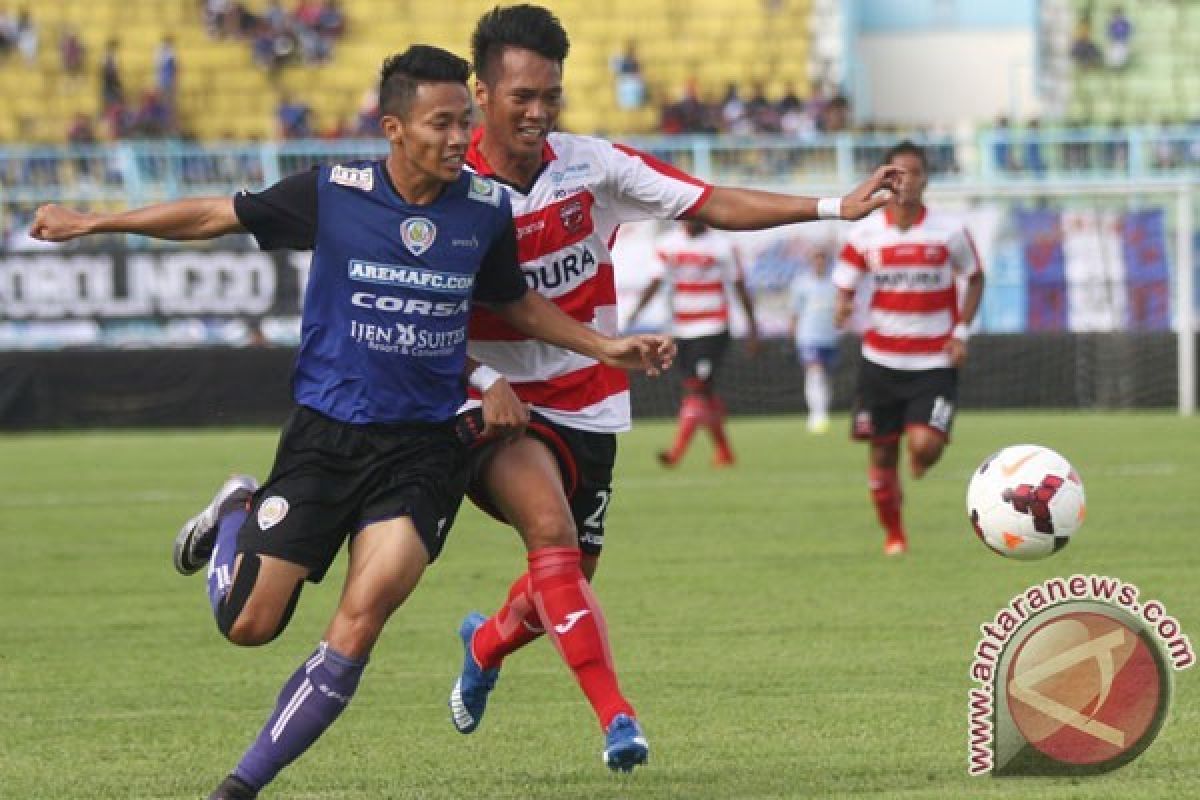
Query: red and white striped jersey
833,206,982,370
464,130,712,432
649,227,742,339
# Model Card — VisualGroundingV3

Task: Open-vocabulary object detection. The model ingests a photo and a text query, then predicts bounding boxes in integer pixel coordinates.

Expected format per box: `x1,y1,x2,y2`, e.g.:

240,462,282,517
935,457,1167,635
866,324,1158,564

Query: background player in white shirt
789,246,839,434
833,141,985,555
626,219,758,466
449,4,901,772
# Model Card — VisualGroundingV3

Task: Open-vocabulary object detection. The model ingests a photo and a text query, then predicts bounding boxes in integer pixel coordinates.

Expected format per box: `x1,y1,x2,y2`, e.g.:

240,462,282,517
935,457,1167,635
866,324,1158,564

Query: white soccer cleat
173,474,258,575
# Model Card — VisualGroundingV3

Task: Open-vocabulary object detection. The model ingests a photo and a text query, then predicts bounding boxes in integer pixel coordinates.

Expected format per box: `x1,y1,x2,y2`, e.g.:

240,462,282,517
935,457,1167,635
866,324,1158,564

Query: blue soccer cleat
603,713,649,772
449,612,500,734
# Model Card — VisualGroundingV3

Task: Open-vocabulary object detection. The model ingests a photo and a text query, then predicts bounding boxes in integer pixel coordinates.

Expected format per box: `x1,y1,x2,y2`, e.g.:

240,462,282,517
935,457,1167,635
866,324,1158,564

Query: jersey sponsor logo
330,165,374,191
401,217,437,256
349,319,467,357
516,218,546,239
550,162,591,183
257,496,289,531
524,246,596,292
451,234,479,249
467,175,502,206
347,260,473,294
552,185,587,199
350,292,469,317
872,268,947,290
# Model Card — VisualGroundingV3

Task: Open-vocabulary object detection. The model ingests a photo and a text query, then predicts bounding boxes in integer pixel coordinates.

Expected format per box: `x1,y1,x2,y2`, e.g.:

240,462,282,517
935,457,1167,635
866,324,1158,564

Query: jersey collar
466,127,556,191
884,204,927,229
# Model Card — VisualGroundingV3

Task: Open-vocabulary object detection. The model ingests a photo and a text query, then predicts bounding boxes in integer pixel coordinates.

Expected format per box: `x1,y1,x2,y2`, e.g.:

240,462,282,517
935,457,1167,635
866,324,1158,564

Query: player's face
476,46,563,161
888,152,927,206
386,81,472,184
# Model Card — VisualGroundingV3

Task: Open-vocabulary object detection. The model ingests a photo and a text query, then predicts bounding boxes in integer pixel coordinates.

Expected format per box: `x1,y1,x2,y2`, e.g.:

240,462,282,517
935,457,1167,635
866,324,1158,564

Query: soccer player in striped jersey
448,3,901,772
833,141,986,555
31,46,673,799
626,219,759,466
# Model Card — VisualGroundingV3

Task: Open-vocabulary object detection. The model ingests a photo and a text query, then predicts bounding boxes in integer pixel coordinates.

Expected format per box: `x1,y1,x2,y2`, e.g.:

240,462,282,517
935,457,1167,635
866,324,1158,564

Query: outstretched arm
30,197,244,242
489,290,675,375
693,165,901,230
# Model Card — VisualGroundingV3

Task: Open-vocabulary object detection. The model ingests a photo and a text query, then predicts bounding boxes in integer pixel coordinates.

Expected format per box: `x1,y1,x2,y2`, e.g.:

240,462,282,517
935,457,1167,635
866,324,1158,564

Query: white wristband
468,364,503,392
952,323,970,341
817,197,843,220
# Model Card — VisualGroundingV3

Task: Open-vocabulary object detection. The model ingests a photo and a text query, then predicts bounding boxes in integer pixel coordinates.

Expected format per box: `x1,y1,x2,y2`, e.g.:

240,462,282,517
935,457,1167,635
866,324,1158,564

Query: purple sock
233,642,367,791
206,508,247,616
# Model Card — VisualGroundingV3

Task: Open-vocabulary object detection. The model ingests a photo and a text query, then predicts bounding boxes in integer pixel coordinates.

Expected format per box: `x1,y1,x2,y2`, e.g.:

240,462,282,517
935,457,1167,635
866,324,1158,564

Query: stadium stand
0,0,812,143
1067,0,1200,125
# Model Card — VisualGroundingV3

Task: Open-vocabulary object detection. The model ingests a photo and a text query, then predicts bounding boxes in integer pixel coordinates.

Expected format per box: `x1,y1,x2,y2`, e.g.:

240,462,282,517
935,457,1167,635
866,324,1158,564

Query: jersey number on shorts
583,489,612,531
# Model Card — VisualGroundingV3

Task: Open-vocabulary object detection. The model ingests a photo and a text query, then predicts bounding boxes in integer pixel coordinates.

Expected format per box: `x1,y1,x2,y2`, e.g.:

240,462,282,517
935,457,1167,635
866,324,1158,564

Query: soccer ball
966,444,1086,560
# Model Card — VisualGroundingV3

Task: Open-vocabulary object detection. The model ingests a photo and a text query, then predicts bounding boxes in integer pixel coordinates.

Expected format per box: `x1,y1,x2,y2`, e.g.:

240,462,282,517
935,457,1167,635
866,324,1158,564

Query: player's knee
223,612,285,647
520,511,578,552
910,439,945,471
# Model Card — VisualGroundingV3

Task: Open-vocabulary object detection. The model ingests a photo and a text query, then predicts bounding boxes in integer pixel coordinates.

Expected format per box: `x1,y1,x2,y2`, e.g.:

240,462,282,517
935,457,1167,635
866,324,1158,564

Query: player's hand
599,334,676,376
839,165,902,220
944,337,968,367
744,331,762,357
29,204,95,242
480,378,529,440
833,296,854,330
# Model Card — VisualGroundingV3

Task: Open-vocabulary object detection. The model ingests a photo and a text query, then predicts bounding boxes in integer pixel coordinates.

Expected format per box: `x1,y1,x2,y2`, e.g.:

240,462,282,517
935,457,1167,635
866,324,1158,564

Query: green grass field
1,413,1197,799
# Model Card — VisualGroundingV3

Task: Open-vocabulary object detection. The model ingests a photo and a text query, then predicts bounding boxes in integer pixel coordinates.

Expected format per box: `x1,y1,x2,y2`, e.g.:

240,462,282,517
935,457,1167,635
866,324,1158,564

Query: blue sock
233,642,367,791
206,508,247,617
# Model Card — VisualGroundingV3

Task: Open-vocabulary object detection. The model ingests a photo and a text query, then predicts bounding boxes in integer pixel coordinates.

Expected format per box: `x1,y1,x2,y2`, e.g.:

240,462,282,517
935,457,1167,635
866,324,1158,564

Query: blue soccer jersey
233,161,526,424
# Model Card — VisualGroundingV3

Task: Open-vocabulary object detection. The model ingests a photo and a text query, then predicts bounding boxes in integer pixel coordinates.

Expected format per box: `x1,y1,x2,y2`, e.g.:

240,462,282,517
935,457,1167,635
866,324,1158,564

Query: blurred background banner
0,0,1196,423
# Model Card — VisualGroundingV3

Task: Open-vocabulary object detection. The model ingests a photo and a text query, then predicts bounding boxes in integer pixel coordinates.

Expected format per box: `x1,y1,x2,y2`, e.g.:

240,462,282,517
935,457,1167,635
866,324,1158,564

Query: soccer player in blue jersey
29,46,673,800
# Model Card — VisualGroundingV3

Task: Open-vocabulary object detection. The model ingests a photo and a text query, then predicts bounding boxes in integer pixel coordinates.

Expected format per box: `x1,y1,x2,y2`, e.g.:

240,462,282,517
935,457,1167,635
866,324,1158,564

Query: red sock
528,546,634,729
667,394,706,461
868,465,905,540
471,573,544,671
705,394,734,463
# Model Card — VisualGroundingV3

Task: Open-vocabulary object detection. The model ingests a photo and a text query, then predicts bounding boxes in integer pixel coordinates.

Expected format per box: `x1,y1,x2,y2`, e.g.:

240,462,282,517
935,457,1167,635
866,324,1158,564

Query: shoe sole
604,741,649,772
449,612,492,734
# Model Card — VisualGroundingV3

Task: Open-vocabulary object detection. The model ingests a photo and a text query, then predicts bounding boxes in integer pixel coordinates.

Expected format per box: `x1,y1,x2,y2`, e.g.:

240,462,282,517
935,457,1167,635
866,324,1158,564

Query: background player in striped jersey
789,244,840,434
833,141,985,555
449,4,901,772
626,219,759,466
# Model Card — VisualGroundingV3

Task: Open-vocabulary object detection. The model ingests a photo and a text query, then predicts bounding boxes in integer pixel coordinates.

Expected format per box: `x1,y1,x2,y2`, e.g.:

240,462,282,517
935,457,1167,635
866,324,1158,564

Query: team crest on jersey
467,175,502,206
401,217,437,256
559,198,585,234
330,165,374,191
257,496,289,531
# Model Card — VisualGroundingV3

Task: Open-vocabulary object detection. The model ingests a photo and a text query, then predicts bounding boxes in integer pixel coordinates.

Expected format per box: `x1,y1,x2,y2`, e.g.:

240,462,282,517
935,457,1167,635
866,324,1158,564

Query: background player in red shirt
626,219,759,466
833,141,986,555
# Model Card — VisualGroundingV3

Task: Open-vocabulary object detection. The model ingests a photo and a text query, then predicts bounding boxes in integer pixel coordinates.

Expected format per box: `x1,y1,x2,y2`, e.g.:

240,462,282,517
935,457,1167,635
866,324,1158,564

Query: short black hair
378,45,471,118
472,4,570,84
883,140,928,170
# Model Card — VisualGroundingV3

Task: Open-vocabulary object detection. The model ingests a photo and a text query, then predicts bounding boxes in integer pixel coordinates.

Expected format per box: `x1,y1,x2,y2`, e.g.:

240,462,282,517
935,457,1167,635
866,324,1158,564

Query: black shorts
851,360,958,443
456,408,616,556
677,332,731,387
238,405,468,582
